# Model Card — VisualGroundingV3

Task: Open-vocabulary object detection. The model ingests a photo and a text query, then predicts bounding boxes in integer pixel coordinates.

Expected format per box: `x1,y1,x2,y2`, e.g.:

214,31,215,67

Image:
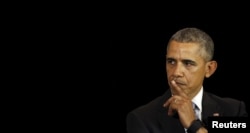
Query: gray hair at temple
167,27,214,62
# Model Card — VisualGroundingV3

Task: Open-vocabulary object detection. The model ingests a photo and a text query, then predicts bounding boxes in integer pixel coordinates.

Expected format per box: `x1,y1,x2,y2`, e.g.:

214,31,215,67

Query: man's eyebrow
182,59,195,62
166,57,193,61
166,57,175,60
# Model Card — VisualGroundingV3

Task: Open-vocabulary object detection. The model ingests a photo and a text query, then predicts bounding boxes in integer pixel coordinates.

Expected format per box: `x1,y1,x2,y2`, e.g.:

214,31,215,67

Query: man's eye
167,60,175,64
184,61,195,66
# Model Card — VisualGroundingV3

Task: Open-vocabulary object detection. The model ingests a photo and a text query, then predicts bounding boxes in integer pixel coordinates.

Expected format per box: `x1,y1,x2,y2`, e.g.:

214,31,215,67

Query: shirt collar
192,87,203,112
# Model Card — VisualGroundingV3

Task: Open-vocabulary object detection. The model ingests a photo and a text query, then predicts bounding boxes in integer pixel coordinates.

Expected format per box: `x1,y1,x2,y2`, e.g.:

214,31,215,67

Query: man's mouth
174,80,186,85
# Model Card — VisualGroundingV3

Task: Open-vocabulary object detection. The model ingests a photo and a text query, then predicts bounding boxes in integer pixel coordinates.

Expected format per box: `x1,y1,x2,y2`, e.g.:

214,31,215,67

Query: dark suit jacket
126,89,248,133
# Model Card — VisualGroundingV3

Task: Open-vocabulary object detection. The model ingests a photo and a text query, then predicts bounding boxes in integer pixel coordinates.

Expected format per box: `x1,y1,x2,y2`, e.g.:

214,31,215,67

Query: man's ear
205,61,217,78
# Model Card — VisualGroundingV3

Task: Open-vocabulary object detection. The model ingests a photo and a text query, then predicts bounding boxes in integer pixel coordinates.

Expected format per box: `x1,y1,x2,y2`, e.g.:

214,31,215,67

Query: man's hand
163,80,196,128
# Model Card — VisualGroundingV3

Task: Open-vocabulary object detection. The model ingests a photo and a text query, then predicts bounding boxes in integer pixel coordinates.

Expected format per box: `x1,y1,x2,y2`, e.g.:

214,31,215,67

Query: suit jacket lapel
202,92,223,126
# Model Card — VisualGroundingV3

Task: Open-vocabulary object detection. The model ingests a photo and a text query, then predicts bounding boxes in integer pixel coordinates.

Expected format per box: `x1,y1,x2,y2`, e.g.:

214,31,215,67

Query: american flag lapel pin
213,113,219,116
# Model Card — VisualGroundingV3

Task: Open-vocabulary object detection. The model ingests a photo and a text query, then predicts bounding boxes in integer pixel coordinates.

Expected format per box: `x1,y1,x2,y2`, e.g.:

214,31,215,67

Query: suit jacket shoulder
203,92,248,117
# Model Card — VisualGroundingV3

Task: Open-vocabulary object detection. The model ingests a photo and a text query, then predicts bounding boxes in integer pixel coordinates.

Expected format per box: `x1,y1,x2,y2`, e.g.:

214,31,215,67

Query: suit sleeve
126,112,150,133
238,101,248,117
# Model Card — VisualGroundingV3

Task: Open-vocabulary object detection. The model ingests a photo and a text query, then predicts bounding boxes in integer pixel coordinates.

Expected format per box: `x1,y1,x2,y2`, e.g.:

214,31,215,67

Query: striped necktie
192,102,200,120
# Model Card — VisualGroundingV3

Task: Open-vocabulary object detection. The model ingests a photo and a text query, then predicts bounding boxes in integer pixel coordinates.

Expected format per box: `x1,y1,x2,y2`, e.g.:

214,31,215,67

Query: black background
6,2,249,133
111,8,249,133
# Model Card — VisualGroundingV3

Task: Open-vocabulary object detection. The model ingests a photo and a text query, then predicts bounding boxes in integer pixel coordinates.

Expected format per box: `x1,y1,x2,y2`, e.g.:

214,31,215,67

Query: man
126,27,248,133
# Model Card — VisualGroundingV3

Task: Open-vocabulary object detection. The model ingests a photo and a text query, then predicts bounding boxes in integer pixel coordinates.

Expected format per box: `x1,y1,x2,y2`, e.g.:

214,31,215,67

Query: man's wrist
187,119,205,133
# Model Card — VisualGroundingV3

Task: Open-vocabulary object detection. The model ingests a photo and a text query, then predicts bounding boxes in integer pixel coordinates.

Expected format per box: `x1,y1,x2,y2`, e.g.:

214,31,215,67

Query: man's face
166,41,208,96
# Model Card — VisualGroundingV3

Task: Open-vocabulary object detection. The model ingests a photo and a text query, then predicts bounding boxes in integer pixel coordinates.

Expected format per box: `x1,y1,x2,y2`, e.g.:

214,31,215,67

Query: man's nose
173,63,183,77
